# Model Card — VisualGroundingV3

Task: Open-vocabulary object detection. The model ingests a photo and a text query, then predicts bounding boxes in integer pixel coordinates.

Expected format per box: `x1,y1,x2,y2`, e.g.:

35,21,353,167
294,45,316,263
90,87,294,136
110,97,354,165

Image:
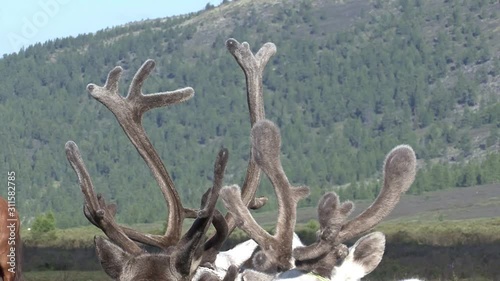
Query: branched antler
171,148,229,277
68,131,231,279
65,141,144,255
293,145,417,277
293,192,352,276
84,59,195,249
221,120,309,272
223,39,277,232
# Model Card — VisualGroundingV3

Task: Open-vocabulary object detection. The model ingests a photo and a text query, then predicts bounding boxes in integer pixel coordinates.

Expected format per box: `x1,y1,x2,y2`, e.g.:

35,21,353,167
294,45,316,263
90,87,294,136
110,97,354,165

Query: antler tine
223,39,276,233
83,198,175,249
221,120,309,272
294,193,353,258
173,148,229,276
86,59,195,249
225,38,275,124
201,148,229,218
200,210,229,266
293,192,353,276
65,141,143,255
198,173,231,266
83,203,116,227
251,120,309,244
338,145,417,242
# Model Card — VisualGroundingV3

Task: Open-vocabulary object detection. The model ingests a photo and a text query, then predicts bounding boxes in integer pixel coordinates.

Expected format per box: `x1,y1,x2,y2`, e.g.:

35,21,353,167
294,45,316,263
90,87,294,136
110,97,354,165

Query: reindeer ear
351,232,385,275
331,232,385,281
94,236,131,279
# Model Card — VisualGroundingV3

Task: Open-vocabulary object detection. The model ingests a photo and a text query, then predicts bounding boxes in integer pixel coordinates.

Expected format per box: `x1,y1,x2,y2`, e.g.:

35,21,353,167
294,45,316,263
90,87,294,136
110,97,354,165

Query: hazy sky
0,0,223,56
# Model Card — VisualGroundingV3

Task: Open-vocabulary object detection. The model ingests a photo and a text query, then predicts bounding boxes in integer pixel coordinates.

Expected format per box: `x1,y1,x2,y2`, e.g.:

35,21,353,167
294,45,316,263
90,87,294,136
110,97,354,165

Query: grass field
23,184,500,248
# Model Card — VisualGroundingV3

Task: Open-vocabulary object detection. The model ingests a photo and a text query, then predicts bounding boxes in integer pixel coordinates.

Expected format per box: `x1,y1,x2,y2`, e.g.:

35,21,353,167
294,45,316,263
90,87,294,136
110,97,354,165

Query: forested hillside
1,0,499,228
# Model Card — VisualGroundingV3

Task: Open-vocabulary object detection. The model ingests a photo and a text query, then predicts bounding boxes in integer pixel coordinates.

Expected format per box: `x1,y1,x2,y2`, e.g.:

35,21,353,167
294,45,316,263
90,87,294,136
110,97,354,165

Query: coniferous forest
1,0,499,228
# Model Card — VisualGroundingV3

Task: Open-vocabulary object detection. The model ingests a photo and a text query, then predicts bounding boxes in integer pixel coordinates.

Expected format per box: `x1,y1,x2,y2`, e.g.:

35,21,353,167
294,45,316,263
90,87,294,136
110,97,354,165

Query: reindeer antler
195,39,278,266
293,192,352,276
224,39,276,228
221,120,310,272
65,141,144,255
293,145,417,276
79,59,196,249
66,58,240,280
220,39,312,274
171,148,229,277
338,145,416,241
68,132,230,280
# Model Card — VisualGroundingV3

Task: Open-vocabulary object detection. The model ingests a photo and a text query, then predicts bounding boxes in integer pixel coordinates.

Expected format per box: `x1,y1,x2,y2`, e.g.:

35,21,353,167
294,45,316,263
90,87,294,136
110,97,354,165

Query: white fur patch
215,239,258,270
329,242,367,281
330,259,366,281
292,232,305,248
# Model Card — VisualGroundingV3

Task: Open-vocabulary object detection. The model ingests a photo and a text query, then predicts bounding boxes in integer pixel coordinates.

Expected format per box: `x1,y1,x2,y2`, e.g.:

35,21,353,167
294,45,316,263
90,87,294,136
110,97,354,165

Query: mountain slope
0,0,499,227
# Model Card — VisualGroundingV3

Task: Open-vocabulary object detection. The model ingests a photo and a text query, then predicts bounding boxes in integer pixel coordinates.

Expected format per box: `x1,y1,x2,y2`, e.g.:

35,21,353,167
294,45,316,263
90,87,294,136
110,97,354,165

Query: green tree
30,212,58,243
31,212,56,235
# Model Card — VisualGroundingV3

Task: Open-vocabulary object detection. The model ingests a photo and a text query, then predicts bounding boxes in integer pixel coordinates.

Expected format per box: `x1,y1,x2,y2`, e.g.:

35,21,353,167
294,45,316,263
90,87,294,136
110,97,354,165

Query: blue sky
0,0,223,56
